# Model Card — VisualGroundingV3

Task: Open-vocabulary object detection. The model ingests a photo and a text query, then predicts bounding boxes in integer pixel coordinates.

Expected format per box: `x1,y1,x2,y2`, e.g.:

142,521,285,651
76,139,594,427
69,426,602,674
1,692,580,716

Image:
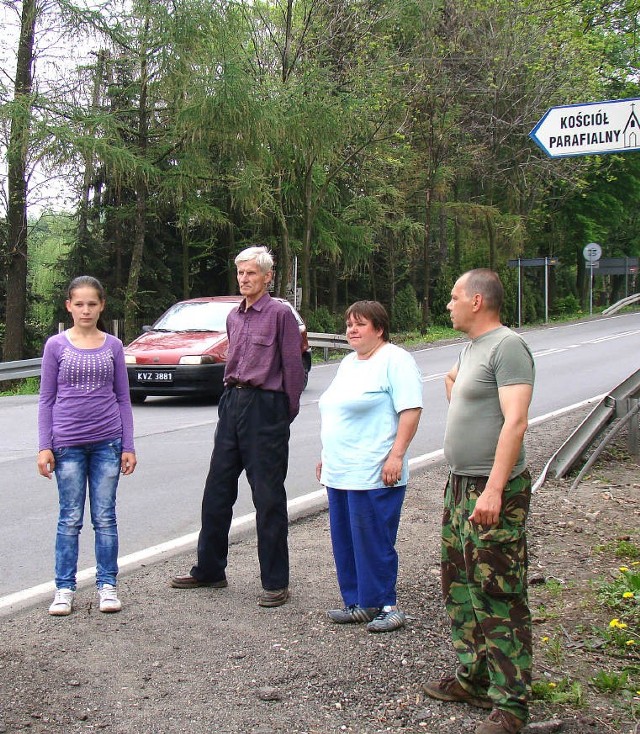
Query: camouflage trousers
441,471,532,720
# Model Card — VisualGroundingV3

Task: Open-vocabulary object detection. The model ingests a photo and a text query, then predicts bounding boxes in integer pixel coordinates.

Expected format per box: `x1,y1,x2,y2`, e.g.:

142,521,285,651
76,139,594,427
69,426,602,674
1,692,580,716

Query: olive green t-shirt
443,326,535,477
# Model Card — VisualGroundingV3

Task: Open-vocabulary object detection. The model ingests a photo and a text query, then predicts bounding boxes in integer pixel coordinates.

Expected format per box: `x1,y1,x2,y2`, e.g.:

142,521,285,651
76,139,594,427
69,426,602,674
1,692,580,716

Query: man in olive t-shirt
423,269,535,734
443,325,533,478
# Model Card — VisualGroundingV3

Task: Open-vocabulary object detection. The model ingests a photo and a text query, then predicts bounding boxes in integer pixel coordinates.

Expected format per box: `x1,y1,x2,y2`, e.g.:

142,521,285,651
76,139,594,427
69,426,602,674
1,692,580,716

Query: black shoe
169,574,228,589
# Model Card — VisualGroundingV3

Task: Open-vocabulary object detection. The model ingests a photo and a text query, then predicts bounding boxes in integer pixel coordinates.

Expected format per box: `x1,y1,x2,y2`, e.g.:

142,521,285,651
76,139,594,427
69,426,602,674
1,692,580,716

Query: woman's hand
315,461,322,482
381,455,403,486
381,408,422,486
121,452,137,475
37,449,55,479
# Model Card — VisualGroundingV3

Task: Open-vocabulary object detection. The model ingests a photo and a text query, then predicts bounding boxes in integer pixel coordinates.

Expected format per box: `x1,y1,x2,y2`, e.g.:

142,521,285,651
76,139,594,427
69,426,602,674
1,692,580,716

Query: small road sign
587,257,638,275
530,97,640,158
583,243,602,262
507,257,559,268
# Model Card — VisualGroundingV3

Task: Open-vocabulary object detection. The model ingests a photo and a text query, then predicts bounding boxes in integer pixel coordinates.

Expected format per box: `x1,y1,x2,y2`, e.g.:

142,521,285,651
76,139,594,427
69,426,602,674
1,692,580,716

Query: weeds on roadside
591,565,640,655
539,635,565,665
0,377,40,397
534,603,559,621
395,326,459,347
532,677,584,705
598,564,640,625
543,578,566,597
590,668,636,694
594,539,640,561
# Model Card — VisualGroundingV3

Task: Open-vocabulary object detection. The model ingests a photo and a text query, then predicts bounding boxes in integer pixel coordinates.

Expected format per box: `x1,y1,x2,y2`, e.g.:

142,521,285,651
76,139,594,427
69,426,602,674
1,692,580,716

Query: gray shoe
327,604,380,624
366,608,406,633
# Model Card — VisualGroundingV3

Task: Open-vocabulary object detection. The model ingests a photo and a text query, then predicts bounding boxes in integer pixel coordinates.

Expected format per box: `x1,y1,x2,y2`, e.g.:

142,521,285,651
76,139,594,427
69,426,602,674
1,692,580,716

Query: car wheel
130,393,147,404
302,353,311,390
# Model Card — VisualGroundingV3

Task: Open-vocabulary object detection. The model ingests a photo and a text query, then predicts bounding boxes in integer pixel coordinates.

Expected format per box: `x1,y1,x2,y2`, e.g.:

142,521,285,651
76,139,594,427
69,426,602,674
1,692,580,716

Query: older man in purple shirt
171,246,304,607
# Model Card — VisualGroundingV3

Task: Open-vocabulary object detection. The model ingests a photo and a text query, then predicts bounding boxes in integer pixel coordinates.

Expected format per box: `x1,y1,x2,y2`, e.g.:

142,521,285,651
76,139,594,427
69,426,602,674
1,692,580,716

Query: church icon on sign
623,103,640,149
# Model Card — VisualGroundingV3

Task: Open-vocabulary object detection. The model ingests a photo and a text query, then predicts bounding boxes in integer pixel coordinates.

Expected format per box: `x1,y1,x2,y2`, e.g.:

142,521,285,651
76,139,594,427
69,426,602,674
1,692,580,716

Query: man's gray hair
235,246,274,274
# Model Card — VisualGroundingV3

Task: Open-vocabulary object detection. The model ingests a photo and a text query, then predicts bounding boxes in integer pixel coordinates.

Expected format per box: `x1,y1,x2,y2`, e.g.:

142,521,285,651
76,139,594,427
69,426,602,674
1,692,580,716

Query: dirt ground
0,406,638,734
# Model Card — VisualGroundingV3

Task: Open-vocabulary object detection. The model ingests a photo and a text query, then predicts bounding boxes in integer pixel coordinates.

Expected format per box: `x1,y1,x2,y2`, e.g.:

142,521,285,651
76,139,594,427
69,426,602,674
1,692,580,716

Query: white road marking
0,396,603,612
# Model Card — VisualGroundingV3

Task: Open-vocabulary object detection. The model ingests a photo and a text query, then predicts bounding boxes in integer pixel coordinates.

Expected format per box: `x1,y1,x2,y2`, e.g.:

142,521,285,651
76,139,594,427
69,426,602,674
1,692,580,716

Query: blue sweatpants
327,485,406,609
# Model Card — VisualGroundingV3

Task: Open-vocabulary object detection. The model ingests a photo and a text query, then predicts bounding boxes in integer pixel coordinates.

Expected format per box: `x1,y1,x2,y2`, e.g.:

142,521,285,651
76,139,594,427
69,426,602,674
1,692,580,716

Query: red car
124,296,311,403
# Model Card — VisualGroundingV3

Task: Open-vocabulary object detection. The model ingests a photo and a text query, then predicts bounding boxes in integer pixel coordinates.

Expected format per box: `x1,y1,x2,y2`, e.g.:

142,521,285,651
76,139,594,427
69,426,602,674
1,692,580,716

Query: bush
392,284,421,332
552,294,581,316
306,306,340,334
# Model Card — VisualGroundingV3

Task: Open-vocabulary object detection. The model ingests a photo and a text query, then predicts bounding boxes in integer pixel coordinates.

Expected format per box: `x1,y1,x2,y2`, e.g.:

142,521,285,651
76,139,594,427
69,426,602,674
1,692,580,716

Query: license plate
136,371,173,383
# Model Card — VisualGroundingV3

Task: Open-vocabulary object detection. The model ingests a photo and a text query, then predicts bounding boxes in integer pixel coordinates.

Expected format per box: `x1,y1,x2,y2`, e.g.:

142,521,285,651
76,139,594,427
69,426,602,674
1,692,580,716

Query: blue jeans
53,438,122,589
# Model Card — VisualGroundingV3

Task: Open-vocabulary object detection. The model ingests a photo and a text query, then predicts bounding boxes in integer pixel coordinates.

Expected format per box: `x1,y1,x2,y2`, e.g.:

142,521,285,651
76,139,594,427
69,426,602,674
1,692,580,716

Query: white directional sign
530,97,640,158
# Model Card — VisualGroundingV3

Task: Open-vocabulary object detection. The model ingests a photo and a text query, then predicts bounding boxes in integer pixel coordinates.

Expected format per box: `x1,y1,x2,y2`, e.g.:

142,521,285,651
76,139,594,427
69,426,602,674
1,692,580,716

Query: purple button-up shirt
224,293,304,420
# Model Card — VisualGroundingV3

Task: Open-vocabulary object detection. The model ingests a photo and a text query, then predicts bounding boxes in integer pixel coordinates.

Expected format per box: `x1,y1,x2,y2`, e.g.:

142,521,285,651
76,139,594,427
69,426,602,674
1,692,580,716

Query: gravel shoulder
1,406,639,734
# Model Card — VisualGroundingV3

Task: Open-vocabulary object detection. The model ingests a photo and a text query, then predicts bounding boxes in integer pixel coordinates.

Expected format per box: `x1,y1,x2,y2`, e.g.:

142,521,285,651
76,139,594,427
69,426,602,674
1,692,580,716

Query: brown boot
475,708,524,734
422,675,492,710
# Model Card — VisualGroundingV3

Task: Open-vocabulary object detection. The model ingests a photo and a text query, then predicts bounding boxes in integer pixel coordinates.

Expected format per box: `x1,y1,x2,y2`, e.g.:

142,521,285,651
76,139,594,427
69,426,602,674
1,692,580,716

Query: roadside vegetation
1,1,640,364
529,462,640,729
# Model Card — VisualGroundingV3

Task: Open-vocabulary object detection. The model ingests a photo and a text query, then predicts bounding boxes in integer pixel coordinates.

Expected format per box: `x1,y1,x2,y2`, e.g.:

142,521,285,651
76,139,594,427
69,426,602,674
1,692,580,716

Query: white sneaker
98,584,122,613
49,588,75,616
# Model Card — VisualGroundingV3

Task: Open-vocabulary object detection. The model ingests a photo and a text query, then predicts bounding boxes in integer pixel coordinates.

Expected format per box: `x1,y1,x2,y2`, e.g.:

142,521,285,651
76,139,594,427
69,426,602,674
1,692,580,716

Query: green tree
3,0,37,360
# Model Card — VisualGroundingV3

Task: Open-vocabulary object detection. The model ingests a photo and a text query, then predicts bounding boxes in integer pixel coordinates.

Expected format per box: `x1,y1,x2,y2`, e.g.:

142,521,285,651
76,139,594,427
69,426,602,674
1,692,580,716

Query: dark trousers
191,386,291,590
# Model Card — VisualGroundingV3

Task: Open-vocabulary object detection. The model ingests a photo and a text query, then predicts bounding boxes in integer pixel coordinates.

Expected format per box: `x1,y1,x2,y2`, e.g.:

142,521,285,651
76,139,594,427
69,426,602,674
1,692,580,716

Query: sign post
544,256,550,323
530,97,640,159
507,257,559,326
583,243,602,315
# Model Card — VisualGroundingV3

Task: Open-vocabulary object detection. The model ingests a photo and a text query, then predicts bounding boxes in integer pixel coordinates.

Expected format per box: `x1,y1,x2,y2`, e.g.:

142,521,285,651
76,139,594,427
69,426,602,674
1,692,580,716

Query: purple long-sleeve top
38,331,135,453
224,293,304,420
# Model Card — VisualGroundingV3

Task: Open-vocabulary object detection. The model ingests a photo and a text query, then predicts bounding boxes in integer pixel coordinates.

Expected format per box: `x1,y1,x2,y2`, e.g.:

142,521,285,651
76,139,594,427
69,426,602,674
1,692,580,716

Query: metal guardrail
0,358,43,382
601,292,640,316
0,333,351,381
307,332,350,360
533,368,640,491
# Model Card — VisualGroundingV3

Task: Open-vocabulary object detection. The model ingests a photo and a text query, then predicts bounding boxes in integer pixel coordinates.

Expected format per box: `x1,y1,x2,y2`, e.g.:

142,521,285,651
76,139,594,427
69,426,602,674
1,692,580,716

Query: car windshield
153,301,237,332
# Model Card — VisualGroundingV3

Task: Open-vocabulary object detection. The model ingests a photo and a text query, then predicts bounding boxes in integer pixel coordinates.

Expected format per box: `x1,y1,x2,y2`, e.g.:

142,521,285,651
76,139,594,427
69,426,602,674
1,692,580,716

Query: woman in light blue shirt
317,301,422,632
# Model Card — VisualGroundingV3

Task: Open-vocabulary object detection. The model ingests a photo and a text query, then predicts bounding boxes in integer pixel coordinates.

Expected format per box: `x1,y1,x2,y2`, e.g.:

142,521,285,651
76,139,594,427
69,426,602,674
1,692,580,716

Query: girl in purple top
37,276,136,616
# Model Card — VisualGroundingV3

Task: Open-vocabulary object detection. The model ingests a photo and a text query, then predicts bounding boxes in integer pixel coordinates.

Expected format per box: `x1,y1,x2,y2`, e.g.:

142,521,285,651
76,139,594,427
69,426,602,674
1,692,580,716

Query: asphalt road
1,312,639,598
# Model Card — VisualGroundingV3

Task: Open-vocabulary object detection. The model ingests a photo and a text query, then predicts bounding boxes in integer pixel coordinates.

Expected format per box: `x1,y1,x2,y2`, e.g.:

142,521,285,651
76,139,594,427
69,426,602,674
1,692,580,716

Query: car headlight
179,355,215,364
124,355,136,364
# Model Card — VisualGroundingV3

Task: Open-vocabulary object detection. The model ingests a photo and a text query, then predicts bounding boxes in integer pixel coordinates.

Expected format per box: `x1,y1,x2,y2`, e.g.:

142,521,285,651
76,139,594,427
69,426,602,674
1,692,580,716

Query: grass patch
598,564,640,618
590,668,635,694
594,539,640,561
532,677,584,706
543,578,566,597
394,325,460,347
0,377,40,397
540,635,565,665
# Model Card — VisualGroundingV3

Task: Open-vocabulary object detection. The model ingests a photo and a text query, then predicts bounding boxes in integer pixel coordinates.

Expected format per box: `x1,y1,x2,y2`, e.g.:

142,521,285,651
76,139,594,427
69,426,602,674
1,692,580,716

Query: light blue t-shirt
319,343,423,490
